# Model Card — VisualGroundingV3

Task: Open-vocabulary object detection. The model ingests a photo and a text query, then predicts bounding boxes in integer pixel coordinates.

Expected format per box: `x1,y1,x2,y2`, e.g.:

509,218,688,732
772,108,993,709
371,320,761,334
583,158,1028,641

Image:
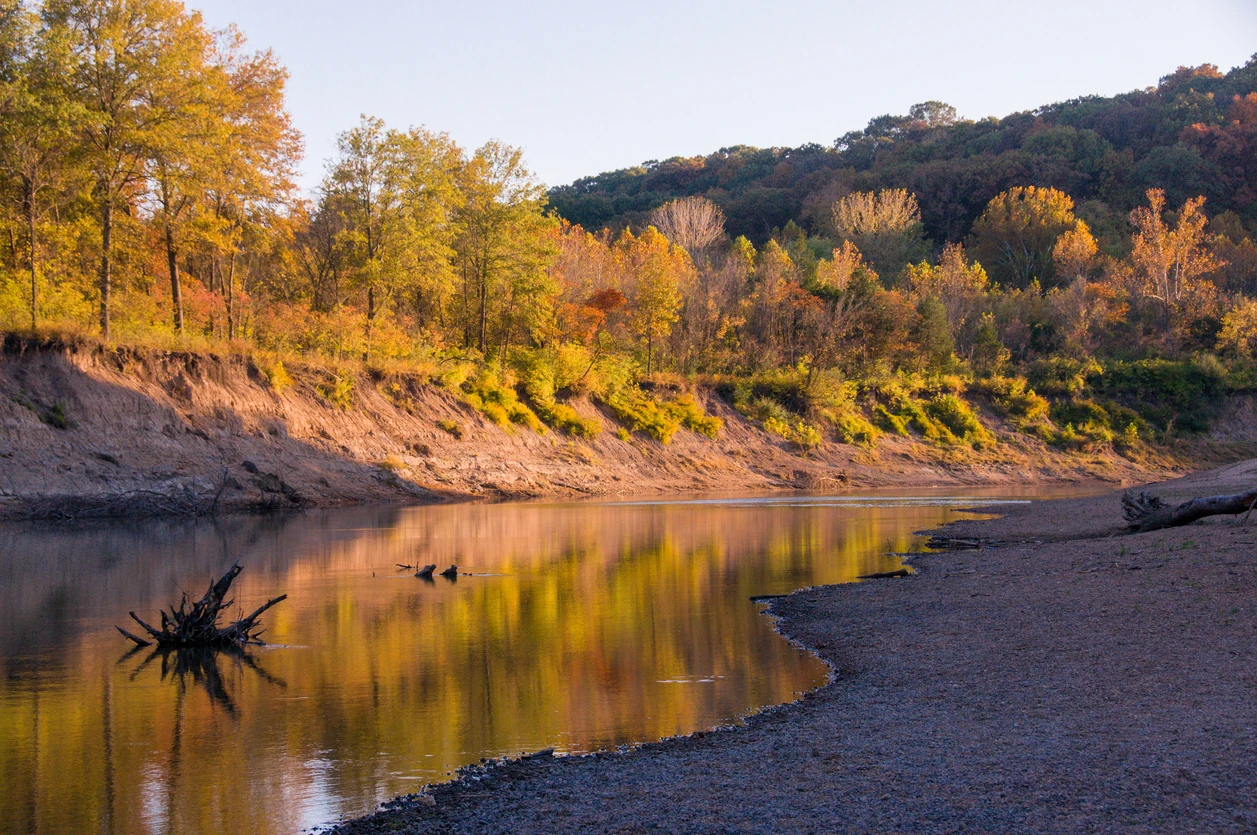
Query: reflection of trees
120,645,286,717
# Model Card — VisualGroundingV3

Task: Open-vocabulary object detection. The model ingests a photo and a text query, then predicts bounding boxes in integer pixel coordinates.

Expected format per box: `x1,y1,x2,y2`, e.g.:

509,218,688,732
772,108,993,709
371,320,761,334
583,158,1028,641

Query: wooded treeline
550,61,1257,251
1,0,1255,451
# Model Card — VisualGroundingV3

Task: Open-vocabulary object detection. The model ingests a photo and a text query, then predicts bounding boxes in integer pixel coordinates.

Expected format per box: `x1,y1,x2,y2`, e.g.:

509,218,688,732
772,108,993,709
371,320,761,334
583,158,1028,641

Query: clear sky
192,0,1256,194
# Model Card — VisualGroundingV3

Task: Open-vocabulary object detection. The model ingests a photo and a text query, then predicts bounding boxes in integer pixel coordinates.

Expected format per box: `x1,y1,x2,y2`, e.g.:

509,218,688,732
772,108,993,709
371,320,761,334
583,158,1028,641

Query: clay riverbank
331,459,1257,834
0,336,1223,520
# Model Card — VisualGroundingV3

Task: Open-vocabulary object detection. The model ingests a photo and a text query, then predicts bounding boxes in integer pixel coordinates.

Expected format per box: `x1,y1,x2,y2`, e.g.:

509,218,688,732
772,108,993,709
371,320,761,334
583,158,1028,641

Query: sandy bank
0,337,1198,520
332,460,1257,834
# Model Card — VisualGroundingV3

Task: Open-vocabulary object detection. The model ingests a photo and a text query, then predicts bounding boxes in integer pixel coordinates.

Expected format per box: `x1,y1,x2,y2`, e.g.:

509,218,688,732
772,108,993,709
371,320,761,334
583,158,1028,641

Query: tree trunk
99,199,112,340
26,184,36,331
478,266,488,355
1122,487,1257,533
226,250,237,341
166,224,183,334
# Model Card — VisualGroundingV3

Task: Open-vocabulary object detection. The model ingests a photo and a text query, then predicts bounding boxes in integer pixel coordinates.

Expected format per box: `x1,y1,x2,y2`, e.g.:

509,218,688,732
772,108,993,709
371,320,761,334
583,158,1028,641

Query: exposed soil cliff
0,337,1229,519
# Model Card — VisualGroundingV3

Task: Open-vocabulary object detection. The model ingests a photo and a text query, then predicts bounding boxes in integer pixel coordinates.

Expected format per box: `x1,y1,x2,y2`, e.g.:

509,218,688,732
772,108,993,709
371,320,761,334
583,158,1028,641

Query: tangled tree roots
1122,487,1257,533
116,563,286,648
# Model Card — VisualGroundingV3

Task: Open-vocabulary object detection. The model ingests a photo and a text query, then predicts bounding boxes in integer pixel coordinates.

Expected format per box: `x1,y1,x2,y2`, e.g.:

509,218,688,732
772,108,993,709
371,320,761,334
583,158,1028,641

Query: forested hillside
0,0,1254,469
548,60,1257,253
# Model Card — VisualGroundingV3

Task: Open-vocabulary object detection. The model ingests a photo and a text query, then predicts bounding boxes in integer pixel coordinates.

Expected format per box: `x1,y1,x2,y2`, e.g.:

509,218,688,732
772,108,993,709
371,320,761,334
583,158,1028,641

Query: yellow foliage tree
1129,189,1221,304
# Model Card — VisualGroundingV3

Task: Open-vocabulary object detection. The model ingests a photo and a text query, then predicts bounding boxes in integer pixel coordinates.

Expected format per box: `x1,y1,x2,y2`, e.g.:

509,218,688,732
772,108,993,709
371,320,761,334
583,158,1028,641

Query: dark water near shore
0,488,1093,834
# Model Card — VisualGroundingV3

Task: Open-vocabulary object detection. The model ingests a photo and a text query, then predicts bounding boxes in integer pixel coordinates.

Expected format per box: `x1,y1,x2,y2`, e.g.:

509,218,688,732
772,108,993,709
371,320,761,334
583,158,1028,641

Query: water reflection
0,488,1088,834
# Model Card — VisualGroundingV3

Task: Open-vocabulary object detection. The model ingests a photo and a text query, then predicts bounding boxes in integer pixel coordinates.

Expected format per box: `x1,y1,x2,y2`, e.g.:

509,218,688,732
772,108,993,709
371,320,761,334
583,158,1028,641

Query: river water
0,489,1082,834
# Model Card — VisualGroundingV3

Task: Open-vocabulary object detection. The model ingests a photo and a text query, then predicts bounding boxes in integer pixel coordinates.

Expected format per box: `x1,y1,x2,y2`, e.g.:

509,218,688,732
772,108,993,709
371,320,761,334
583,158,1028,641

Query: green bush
1050,399,1110,430
1026,357,1102,397
1094,357,1225,434
925,394,994,449
666,394,723,439
764,416,824,451
463,367,546,434
873,404,909,436
832,411,880,447
437,418,463,439
970,375,1049,425
318,375,355,409
603,388,682,444
267,360,294,393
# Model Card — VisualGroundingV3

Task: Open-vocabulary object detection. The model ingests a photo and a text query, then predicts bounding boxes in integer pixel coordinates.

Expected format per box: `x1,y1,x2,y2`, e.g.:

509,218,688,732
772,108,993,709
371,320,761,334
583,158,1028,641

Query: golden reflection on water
0,492,1046,834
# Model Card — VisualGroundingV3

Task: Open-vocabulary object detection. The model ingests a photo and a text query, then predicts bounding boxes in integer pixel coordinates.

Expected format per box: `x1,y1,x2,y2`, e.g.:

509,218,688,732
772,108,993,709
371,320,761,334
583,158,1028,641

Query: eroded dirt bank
332,460,1257,834
0,337,1212,519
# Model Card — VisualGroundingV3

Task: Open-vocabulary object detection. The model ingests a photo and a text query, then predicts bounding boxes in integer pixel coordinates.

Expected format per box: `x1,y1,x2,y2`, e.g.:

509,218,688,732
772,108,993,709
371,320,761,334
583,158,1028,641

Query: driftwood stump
1122,487,1257,533
116,563,286,648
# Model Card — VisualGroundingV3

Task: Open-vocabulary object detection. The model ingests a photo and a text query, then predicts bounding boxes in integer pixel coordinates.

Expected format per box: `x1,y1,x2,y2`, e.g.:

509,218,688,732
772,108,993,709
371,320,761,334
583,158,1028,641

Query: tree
648,196,725,263
617,226,687,374
912,295,955,372
455,140,555,356
0,3,81,330
49,0,216,339
831,189,928,279
970,186,1081,289
1051,220,1098,283
1129,188,1221,303
905,243,991,354
907,101,959,129
157,26,298,336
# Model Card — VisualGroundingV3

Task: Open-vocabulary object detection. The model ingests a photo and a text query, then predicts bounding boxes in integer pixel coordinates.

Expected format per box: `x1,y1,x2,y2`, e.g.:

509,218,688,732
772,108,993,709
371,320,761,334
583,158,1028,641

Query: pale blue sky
193,0,1256,193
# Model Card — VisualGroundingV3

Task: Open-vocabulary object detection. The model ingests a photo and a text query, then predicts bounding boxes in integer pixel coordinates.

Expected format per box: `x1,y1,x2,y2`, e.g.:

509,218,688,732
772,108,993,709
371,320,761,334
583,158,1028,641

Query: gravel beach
332,460,1257,834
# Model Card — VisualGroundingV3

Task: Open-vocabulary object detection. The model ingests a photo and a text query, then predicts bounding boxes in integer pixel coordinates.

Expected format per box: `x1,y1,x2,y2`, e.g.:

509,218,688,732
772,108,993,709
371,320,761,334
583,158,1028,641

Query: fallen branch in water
859,568,911,579
1122,487,1257,533
116,564,286,648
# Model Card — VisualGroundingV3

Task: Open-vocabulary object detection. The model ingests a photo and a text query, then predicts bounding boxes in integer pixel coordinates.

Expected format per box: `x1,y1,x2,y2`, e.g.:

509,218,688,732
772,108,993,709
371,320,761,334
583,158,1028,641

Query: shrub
925,395,994,449
1095,358,1225,434
970,376,1049,425
515,350,601,438
873,405,909,436
764,416,824,451
40,402,71,430
318,375,355,409
832,412,880,447
437,419,463,439
603,388,681,444
666,394,723,439
1050,399,1110,430
463,367,546,434
1026,357,1102,397
266,361,294,393
615,427,632,442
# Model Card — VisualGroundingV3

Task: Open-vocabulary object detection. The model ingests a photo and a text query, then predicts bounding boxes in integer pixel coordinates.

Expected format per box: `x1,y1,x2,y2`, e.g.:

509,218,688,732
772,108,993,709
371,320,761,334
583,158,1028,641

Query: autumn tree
1128,188,1221,303
904,243,990,354
164,27,298,336
454,140,556,355
831,189,928,280
1051,220,1099,283
648,195,725,263
970,186,1082,289
0,2,81,329
616,226,688,374
48,0,215,338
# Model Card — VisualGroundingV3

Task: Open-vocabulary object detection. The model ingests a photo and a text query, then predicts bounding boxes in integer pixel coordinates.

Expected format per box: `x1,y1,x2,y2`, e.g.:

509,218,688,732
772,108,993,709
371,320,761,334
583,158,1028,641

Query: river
0,488,1084,833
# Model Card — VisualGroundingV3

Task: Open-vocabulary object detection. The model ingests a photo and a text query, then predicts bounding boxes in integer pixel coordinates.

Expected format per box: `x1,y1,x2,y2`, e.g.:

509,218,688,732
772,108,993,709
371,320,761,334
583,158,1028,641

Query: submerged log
116,563,286,648
415,564,436,579
440,565,458,578
1122,487,1257,533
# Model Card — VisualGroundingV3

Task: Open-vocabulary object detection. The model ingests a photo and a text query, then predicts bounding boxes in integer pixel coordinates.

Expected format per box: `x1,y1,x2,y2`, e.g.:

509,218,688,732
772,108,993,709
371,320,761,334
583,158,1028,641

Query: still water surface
0,489,1081,833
